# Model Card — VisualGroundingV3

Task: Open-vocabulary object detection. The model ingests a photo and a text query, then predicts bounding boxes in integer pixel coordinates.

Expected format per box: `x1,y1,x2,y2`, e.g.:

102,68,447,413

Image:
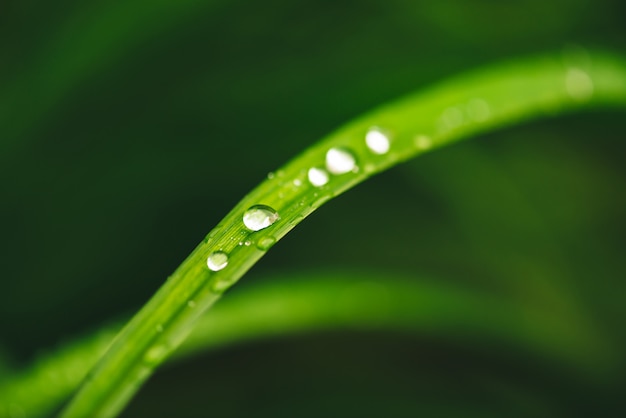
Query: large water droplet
308,167,329,187
565,68,593,101
207,251,229,271
326,147,357,174
243,205,280,231
365,127,390,154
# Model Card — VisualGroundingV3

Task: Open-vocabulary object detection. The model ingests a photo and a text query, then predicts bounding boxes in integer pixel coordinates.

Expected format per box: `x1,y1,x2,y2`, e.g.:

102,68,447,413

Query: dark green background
1,0,625,416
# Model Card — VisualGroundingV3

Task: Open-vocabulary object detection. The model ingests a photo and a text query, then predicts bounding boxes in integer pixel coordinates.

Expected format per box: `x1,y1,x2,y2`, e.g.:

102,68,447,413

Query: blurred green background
1,0,626,416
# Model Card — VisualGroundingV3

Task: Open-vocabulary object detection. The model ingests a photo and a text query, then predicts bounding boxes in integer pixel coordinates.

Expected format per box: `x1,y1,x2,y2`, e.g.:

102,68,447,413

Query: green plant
2,48,624,418
3,2,626,417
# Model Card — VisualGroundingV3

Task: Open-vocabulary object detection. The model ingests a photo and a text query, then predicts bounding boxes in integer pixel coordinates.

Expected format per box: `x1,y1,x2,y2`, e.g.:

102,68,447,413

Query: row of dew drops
204,49,598,274
205,126,434,272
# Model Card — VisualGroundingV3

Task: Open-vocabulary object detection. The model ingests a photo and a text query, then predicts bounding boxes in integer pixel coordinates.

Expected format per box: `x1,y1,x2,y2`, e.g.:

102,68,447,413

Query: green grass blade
59,50,626,418
1,272,617,418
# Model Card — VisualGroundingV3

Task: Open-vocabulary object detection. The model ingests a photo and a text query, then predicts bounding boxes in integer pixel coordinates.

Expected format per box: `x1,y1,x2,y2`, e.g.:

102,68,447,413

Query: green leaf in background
0,271,619,417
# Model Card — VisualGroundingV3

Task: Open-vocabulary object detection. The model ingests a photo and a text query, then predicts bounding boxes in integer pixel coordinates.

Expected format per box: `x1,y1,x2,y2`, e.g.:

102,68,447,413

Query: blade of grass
1,271,617,418
60,50,626,417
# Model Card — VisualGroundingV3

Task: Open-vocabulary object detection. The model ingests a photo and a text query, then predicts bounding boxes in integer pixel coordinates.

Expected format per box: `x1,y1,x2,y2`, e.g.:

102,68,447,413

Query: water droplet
293,178,302,187
144,345,168,366
466,98,490,122
325,147,357,174
565,68,593,101
414,135,432,150
207,251,229,271
308,167,329,187
187,300,196,308
438,106,464,131
243,205,280,231
257,236,276,251
244,240,252,246
365,127,390,154
267,172,275,179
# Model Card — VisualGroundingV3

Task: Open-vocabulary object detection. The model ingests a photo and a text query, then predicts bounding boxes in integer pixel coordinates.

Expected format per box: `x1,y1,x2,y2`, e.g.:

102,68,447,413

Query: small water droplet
257,236,276,251
187,300,196,308
207,251,229,271
144,345,168,366
326,147,357,174
365,127,390,154
438,106,464,132
243,205,280,231
565,68,593,101
244,240,252,246
267,172,275,179
293,178,302,187
414,135,432,150
307,167,329,186
466,98,490,122
364,163,376,174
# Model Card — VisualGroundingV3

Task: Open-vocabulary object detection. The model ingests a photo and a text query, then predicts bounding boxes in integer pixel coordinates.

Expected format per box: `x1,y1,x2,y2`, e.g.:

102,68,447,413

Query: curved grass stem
60,50,626,417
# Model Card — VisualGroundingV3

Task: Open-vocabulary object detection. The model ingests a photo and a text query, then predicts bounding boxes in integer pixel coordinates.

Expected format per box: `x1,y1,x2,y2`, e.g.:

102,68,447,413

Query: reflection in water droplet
207,251,229,271
414,135,432,150
243,205,280,231
565,68,593,101
308,167,329,187
365,127,390,154
326,147,357,174
257,236,277,251
466,98,490,122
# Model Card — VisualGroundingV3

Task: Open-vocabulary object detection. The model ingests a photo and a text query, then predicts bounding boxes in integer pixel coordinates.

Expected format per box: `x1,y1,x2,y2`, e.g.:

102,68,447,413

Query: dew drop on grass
207,251,229,271
308,167,329,187
438,106,464,132
414,135,432,150
365,127,390,154
466,98,490,122
243,205,280,231
326,147,357,174
144,345,168,366
257,236,276,251
565,68,593,101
